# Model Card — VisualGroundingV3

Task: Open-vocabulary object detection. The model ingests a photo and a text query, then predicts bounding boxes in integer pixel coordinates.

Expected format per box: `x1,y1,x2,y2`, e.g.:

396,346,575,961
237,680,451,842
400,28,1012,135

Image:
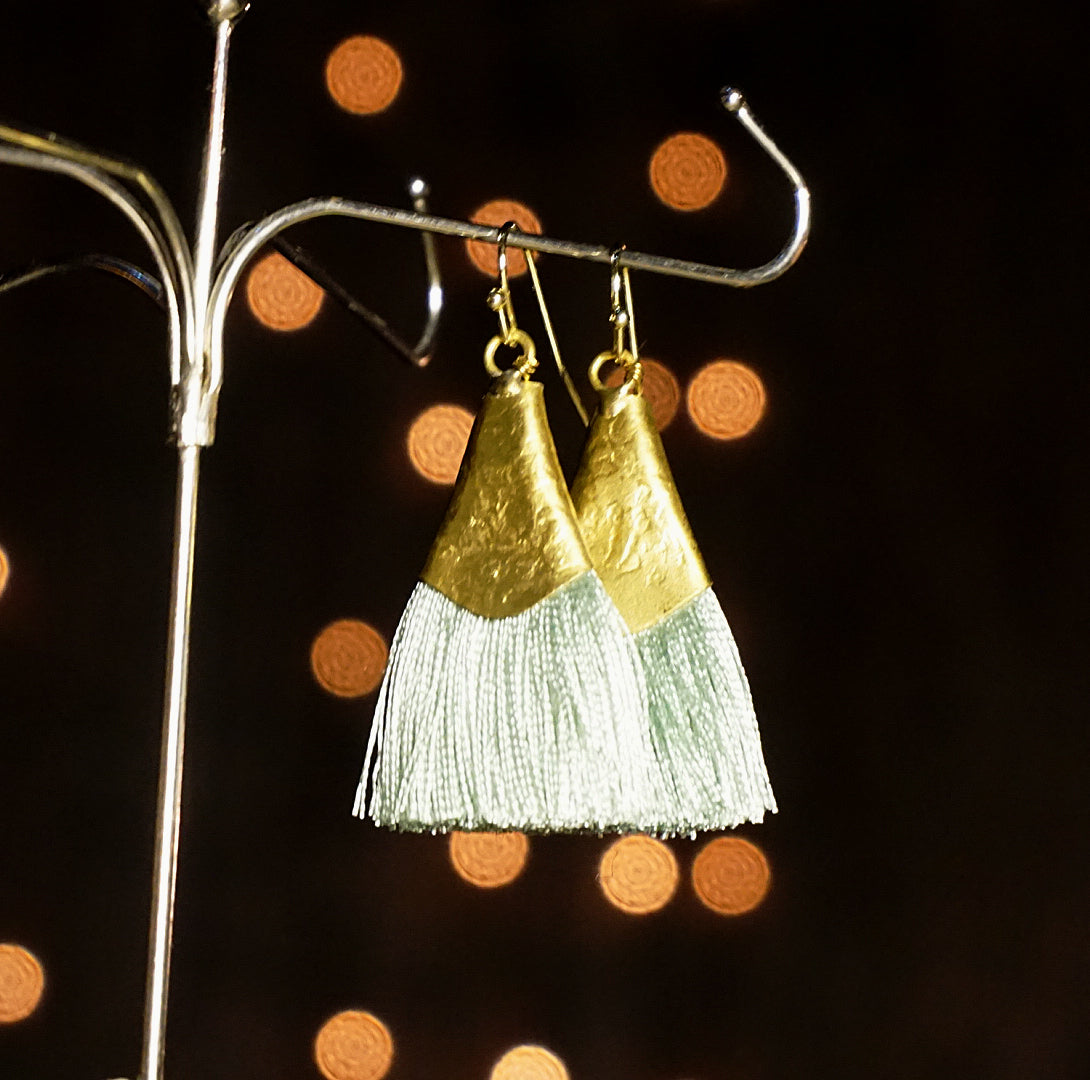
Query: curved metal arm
717,88,810,284
0,123,194,317
0,255,166,306
205,88,808,420
407,178,443,362
0,144,185,391
252,177,444,368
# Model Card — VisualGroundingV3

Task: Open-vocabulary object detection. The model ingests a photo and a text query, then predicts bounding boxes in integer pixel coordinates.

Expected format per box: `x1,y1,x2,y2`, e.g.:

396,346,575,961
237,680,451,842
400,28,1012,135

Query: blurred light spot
0,944,44,1023
649,132,727,211
599,835,679,914
491,1044,570,1080
0,545,9,599
315,1010,394,1080
449,831,529,888
605,358,681,430
466,199,543,278
407,404,474,484
310,620,388,698
325,36,403,115
687,359,766,439
692,836,771,915
246,252,324,331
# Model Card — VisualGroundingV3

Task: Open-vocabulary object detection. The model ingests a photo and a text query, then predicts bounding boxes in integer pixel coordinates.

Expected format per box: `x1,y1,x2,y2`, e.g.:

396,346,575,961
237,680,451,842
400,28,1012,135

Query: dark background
1,2,1087,1078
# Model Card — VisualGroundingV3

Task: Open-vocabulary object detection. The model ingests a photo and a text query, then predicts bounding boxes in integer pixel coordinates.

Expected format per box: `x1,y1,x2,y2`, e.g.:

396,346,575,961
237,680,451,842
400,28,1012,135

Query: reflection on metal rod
0,254,165,306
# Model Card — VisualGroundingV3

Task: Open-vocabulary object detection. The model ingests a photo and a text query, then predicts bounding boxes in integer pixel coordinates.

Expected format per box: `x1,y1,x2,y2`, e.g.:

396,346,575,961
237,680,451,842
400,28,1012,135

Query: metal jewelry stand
0,3,810,1078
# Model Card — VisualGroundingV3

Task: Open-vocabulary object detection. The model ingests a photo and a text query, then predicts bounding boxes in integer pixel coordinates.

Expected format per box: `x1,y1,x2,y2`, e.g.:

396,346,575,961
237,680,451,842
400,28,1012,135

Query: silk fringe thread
637,587,777,834
356,571,667,833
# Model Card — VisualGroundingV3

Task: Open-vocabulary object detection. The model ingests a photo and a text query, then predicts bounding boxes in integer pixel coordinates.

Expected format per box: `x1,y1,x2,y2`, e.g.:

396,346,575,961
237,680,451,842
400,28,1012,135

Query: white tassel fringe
636,588,776,834
355,571,667,832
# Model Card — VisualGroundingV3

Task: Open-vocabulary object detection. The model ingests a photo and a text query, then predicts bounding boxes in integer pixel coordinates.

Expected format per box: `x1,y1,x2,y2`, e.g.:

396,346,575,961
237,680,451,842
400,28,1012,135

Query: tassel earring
356,228,663,833
569,255,776,833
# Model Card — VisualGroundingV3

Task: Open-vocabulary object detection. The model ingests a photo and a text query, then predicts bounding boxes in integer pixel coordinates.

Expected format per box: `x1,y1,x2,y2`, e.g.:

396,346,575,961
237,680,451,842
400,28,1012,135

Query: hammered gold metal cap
421,371,591,617
571,385,710,633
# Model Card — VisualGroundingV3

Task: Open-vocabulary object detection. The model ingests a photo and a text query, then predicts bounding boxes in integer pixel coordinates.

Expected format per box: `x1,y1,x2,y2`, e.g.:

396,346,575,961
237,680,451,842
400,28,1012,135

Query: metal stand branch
0,2,810,1076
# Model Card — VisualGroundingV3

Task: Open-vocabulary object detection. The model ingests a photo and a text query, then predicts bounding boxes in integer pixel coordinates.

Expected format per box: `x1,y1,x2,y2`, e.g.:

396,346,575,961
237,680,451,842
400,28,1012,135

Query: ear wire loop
485,222,537,377
517,227,590,427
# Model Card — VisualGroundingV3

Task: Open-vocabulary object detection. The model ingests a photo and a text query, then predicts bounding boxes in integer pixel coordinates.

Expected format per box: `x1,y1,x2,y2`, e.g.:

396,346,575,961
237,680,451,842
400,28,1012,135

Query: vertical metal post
139,446,201,1080
138,5,242,1078
191,13,235,340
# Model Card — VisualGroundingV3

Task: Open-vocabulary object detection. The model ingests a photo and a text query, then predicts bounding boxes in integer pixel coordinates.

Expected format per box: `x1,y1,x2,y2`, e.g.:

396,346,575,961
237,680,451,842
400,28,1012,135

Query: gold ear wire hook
484,221,536,377
485,220,588,422
609,247,640,366
589,247,642,393
521,232,590,427
609,247,627,359
486,220,519,341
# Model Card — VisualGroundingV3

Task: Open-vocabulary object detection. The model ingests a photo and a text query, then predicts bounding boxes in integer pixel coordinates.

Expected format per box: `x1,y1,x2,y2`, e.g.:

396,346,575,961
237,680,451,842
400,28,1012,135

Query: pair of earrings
354,235,775,836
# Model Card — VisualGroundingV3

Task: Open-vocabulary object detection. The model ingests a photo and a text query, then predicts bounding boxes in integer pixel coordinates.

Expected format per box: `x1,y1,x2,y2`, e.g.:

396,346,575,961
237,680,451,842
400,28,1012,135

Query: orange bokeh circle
0,944,45,1024
449,832,529,888
407,404,474,485
605,358,681,431
466,199,543,278
491,1044,570,1080
310,620,388,698
649,132,727,211
691,836,771,915
325,36,403,115
0,545,9,599
314,1010,395,1080
246,252,324,331
599,835,679,915
687,359,766,439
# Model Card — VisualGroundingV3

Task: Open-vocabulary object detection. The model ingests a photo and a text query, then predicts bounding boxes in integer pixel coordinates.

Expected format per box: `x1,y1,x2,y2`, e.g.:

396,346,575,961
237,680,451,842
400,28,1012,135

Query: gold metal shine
421,371,590,617
588,349,641,394
484,327,537,378
571,387,710,633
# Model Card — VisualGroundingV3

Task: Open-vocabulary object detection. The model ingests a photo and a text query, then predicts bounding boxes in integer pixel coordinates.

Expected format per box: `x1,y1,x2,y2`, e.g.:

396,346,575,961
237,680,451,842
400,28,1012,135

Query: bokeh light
314,1010,394,1080
687,359,766,439
246,252,324,331
691,836,771,915
0,545,9,599
0,944,45,1024
449,831,529,888
466,199,543,278
649,132,727,211
310,619,388,698
325,36,403,115
605,357,681,430
407,404,474,484
599,835,679,914
490,1044,570,1080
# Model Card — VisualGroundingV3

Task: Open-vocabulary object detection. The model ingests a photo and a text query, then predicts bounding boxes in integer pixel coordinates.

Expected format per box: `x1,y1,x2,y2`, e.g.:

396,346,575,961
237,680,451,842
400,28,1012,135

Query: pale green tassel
355,571,667,833
636,588,776,835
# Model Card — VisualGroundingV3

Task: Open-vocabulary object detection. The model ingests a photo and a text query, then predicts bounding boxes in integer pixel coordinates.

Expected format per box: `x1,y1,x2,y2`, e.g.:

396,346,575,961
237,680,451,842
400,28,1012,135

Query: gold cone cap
571,387,710,633
421,371,591,618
